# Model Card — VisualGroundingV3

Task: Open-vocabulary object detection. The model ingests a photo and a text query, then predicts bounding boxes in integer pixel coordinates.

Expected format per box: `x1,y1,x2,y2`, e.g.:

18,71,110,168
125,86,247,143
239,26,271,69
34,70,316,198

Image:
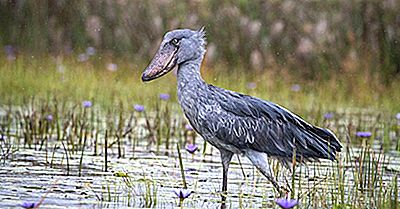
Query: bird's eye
170,38,180,46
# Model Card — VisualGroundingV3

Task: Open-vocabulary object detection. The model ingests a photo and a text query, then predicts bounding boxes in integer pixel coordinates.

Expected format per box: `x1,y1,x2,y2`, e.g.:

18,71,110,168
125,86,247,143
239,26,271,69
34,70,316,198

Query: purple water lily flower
82,101,92,108
356,131,372,138
173,188,192,199
159,93,170,101
396,113,400,120
106,63,118,72
134,104,145,112
4,45,14,55
46,114,53,121
20,202,38,209
246,82,257,89
291,84,301,92
275,198,299,209
86,47,96,56
186,144,198,154
185,124,193,131
324,112,334,119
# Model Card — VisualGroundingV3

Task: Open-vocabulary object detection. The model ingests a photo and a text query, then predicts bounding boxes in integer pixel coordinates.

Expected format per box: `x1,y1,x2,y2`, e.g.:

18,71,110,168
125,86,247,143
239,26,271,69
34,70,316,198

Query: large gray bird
141,28,341,200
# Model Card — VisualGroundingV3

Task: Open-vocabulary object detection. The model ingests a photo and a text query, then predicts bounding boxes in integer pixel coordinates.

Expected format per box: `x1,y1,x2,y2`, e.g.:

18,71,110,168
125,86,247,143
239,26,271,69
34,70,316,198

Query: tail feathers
313,127,342,151
290,125,341,162
307,126,342,160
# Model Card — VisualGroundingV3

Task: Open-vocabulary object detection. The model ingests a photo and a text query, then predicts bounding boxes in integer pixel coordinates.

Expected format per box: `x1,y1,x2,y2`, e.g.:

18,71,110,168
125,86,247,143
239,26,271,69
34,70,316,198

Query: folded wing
205,85,341,162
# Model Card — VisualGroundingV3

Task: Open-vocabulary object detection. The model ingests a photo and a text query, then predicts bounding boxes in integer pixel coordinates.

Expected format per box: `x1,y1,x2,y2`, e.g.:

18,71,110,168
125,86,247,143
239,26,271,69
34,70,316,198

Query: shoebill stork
141,28,341,199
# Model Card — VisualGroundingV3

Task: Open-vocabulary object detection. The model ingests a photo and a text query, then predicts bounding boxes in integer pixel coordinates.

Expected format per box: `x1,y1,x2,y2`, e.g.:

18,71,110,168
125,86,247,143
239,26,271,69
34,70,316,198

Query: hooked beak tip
141,73,152,82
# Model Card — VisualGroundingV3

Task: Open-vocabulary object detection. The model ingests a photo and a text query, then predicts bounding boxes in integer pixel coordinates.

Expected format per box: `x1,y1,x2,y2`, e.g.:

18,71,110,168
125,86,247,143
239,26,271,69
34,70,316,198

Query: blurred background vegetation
1,0,399,79
0,0,399,110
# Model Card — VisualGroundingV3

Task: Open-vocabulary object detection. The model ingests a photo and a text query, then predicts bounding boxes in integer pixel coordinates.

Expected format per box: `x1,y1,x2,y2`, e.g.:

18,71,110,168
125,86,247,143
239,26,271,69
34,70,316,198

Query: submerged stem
177,142,187,189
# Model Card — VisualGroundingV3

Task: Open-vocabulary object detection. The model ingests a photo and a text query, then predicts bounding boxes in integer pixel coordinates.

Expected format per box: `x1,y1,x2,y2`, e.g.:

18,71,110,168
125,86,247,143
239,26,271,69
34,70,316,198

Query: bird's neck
177,57,205,89
176,57,207,114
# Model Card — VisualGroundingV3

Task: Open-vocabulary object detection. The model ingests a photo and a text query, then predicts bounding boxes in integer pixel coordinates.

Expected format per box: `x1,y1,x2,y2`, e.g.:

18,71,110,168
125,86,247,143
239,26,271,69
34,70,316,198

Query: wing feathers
207,85,341,161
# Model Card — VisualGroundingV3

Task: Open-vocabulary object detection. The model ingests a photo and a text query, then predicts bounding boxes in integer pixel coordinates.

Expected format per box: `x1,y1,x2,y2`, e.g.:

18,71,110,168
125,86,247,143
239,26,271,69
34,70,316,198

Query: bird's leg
220,149,233,203
245,150,290,197
257,166,291,197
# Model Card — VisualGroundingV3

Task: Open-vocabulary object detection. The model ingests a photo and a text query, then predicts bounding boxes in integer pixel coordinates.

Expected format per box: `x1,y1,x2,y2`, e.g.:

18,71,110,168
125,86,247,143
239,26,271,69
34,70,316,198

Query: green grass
1,55,399,114
0,55,161,108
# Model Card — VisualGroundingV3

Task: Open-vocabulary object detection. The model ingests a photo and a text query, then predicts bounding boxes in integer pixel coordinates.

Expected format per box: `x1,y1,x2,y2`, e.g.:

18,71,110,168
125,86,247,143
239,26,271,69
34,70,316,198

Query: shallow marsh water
0,106,399,208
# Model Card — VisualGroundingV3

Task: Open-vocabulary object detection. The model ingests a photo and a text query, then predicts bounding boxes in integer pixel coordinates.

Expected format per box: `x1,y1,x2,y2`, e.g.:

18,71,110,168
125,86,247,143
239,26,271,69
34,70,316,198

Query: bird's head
141,28,206,82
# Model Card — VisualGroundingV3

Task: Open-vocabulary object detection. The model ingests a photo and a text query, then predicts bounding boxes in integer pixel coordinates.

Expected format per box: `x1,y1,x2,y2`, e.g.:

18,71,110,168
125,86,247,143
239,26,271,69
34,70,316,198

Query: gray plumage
142,28,342,199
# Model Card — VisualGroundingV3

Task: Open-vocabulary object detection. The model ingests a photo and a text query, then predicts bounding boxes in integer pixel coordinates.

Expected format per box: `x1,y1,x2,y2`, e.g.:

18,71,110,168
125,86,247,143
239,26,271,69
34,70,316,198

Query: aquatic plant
45,114,53,121
185,124,193,131
291,84,301,92
176,143,187,189
0,96,398,208
356,131,372,138
159,93,170,101
82,101,92,108
174,188,192,208
133,104,144,112
4,45,16,61
106,63,118,72
275,198,298,209
4,45,14,55
173,188,192,199
185,144,198,154
246,82,257,89
86,47,96,56
324,112,334,119
20,202,38,209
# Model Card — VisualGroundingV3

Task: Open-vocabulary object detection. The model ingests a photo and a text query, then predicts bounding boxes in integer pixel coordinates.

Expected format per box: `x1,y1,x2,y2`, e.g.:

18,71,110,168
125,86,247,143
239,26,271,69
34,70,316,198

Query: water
0,106,399,208
1,139,277,208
